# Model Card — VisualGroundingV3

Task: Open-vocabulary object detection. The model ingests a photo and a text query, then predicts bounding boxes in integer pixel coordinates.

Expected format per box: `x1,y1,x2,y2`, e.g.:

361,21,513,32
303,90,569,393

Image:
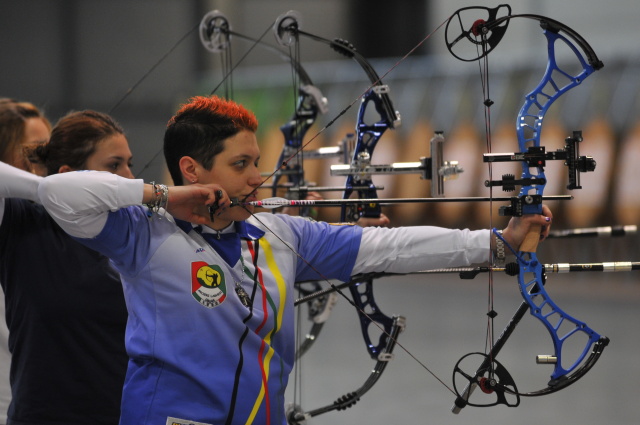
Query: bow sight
484,130,596,217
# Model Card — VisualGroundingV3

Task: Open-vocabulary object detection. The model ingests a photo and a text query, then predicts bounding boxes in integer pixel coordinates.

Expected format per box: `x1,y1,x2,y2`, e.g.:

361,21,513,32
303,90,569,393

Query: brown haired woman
0,99,51,176
0,98,51,424
0,110,133,424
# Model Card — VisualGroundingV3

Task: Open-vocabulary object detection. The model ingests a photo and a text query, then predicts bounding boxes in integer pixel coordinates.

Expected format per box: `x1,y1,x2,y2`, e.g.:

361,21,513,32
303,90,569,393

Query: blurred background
2,1,639,424
2,0,639,229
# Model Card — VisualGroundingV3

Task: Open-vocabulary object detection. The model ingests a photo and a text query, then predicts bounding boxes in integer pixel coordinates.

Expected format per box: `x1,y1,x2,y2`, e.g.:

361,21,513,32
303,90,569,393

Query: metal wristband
145,181,168,216
157,184,169,211
145,181,157,214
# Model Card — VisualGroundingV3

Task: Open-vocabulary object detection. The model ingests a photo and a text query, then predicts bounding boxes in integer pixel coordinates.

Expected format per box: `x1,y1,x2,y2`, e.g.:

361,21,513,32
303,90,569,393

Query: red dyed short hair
164,96,258,185
169,96,257,132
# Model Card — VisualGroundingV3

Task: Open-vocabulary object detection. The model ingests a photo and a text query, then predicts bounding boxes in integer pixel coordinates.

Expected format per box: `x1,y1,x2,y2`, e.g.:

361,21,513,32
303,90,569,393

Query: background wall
2,0,638,228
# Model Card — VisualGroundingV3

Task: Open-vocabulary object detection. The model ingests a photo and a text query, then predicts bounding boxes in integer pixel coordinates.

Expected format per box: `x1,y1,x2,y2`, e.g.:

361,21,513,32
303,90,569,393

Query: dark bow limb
286,315,406,425
271,14,414,421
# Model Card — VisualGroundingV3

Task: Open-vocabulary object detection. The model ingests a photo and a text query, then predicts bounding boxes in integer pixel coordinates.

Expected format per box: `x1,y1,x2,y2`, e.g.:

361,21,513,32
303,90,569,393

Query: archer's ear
57,164,74,174
179,156,199,184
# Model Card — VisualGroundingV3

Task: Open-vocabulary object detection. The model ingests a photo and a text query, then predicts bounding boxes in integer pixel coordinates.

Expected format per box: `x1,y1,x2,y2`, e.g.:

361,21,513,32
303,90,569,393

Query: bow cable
108,23,200,115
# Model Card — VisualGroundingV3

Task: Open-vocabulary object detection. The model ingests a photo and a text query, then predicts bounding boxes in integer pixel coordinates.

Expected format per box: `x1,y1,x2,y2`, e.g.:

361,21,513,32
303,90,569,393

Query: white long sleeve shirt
0,161,42,225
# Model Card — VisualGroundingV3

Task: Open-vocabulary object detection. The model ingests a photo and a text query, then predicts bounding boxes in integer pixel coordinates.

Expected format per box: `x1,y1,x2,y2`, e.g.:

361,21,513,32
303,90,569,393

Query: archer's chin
230,207,253,222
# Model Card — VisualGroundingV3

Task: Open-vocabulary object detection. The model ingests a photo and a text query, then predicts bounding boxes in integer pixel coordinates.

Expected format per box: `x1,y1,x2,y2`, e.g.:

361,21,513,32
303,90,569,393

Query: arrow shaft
234,195,572,209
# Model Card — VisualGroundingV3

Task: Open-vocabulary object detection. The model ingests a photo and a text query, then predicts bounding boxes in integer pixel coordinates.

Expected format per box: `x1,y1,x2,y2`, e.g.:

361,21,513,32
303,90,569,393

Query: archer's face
198,130,262,225
8,117,50,176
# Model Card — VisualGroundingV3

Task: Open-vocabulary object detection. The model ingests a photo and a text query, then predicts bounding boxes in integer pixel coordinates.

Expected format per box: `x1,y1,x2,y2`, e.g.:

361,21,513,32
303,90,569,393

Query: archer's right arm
0,161,43,225
38,171,145,238
38,171,223,238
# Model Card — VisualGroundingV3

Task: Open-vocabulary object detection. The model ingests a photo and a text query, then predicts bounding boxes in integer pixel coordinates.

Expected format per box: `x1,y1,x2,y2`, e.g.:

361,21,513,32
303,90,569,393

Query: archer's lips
243,193,258,203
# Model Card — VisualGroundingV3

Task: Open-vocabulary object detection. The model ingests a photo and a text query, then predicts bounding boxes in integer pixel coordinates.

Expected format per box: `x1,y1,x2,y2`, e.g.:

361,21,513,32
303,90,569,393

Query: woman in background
0,98,50,175
0,110,131,424
0,98,51,425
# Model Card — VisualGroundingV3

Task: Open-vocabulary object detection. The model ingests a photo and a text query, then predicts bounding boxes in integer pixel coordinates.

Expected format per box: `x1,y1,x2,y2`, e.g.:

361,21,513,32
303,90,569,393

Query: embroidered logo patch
191,261,226,308
166,417,212,425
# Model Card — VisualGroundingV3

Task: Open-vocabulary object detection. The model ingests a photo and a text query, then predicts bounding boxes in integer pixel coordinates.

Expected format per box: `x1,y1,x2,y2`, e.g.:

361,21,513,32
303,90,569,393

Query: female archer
38,95,551,425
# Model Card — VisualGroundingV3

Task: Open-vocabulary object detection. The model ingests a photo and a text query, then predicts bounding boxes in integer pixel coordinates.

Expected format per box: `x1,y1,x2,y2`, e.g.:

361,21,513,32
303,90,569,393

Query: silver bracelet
157,184,169,211
146,181,169,216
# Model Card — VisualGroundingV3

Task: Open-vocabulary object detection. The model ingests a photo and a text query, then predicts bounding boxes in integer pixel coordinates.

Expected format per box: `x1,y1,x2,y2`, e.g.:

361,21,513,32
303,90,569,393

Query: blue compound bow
444,4,609,410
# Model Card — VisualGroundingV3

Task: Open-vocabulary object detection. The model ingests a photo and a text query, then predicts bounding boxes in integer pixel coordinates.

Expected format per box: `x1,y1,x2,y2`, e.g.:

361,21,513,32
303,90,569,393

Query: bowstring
109,22,200,115
109,22,201,179
215,32,233,100
208,22,275,97
476,29,497,377
285,30,307,411
130,20,276,179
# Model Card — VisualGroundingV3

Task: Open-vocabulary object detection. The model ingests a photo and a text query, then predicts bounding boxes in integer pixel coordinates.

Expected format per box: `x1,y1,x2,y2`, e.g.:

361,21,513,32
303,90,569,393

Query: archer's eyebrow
106,154,134,163
230,154,260,162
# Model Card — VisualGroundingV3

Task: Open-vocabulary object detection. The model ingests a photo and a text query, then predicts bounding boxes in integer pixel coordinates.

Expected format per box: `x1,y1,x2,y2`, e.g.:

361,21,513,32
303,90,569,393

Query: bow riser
514,26,605,383
341,88,393,220
516,30,595,216
273,84,326,196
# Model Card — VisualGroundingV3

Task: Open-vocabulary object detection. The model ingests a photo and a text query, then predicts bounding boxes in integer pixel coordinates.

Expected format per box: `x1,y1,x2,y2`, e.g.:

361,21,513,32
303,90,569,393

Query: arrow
231,195,572,209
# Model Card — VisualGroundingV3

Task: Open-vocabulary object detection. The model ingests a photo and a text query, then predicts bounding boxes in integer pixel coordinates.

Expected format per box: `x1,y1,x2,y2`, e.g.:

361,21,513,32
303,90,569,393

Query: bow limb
271,10,404,357
511,16,608,387
286,315,406,424
268,13,419,423
275,15,400,129
447,6,608,410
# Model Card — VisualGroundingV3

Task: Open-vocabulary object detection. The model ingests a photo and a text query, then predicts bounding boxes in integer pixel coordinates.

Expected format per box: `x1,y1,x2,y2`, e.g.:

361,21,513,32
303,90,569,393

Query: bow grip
519,223,542,253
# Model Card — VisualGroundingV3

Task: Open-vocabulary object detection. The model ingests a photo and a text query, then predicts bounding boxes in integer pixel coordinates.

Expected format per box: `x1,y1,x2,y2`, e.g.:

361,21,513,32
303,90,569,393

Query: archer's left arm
352,205,552,275
353,226,491,274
